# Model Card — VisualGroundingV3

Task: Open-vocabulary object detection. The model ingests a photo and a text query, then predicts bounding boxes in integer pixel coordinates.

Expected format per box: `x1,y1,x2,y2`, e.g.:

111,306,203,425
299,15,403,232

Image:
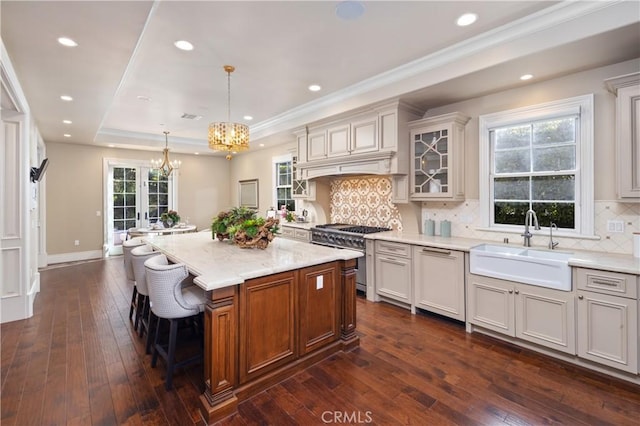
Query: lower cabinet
375,240,412,304
413,246,465,321
467,273,575,355
280,226,311,243
575,267,638,374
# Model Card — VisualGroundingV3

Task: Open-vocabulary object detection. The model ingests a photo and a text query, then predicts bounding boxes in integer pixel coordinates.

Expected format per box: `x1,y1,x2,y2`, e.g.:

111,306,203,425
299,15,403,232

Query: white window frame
272,153,295,211
478,94,594,238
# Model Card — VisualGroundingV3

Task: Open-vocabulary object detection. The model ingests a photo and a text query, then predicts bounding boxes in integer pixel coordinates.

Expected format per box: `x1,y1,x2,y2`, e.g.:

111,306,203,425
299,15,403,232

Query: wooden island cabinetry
145,232,360,424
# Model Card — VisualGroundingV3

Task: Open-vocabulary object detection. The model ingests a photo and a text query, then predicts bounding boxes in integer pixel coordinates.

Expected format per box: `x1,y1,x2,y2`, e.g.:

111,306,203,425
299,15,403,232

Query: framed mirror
239,179,258,209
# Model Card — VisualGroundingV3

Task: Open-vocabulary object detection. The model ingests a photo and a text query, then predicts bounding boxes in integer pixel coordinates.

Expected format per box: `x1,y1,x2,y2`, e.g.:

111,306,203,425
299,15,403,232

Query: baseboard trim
47,250,104,265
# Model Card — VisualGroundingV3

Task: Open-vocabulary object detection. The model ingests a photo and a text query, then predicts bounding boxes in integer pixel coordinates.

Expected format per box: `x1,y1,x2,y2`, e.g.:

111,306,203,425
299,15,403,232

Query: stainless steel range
310,223,390,292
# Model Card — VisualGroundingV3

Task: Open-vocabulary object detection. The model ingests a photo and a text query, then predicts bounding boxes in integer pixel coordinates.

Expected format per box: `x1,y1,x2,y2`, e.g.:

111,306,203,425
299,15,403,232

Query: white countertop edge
189,248,363,291
366,231,640,276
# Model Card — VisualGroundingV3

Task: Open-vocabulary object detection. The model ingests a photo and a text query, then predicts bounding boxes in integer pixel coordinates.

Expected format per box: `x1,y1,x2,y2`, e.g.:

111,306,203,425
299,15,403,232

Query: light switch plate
607,220,624,233
316,275,324,290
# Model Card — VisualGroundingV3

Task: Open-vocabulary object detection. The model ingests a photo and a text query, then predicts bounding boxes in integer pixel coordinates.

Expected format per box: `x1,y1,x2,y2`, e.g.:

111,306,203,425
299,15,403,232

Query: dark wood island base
198,258,359,424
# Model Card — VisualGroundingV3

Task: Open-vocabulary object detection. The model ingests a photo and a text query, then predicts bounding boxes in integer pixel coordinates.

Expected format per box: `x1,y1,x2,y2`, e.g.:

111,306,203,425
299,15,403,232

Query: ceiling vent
181,113,203,120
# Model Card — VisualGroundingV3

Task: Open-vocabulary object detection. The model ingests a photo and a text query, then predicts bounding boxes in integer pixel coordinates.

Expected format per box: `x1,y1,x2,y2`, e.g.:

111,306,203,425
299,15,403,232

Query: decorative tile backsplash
421,200,640,255
330,176,403,230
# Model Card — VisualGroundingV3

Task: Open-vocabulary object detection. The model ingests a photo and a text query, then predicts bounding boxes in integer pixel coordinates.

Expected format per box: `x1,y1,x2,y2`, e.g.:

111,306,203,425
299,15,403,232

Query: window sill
475,226,601,241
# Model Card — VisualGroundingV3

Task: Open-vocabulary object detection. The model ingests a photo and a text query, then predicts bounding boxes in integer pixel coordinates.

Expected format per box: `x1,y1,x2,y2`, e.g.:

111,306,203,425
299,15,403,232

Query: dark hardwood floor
2,257,639,425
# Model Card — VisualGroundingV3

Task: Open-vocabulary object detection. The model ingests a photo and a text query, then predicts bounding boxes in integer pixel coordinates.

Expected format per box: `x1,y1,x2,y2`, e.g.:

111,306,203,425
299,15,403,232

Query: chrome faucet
548,222,559,250
522,209,540,247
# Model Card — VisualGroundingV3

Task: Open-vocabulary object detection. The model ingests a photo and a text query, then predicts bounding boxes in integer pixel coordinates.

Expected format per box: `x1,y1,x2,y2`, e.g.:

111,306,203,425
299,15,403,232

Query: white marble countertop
366,231,640,275
144,231,362,291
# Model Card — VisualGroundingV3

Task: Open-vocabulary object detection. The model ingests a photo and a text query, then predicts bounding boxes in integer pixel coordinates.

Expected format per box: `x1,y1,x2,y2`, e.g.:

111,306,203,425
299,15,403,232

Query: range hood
298,151,397,180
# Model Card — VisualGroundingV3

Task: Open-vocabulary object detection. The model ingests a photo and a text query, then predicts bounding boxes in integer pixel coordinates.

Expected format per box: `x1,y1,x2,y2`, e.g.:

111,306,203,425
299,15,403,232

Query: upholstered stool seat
144,254,206,390
130,244,160,353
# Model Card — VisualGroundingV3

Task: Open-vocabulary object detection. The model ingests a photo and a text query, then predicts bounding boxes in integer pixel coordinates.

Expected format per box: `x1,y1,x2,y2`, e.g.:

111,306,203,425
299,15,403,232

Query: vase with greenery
211,207,279,249
211,207,257,241
160,210,180,228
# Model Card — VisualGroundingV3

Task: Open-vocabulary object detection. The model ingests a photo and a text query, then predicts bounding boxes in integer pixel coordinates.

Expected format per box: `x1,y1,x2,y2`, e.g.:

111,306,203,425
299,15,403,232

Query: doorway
103,159,177,256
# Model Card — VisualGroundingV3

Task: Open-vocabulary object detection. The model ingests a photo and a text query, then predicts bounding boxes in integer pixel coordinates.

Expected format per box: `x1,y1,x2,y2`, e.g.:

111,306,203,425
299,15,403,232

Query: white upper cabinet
350,114,378,154
409,112,470,201
295,101,422,180
327,123,351,157
605,72,640,201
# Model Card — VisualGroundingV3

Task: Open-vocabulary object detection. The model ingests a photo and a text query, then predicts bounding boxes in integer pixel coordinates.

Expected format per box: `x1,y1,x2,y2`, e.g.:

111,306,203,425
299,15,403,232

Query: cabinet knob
514,289,519,295
578,295,584,300
508,289,513,294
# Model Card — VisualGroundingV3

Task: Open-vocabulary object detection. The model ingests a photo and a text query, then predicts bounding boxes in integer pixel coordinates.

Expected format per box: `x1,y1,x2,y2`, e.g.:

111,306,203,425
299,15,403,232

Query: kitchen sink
469,244,573,291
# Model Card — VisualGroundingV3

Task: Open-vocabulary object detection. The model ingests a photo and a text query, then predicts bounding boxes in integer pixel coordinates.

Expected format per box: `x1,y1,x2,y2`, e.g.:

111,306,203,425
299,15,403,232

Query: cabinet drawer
294,229,311,242
576,268,637,299
281,227,295,238
375,240,411,258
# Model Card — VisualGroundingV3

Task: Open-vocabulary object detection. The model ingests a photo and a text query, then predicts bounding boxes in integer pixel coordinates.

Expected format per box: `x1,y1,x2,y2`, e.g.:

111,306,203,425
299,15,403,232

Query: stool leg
151,317,162,368
129,285,138,322
165,319,178,390
145,311,156,355
134,294,145,332
138,296,149,338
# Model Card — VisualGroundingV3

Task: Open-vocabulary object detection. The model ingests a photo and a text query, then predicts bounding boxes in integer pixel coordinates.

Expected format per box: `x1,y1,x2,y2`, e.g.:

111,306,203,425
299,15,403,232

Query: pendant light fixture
151,131,181,177
208,65,249,160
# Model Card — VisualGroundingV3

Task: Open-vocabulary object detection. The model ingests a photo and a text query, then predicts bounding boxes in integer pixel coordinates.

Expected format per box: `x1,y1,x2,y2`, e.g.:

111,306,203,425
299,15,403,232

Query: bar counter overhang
144,232,363,423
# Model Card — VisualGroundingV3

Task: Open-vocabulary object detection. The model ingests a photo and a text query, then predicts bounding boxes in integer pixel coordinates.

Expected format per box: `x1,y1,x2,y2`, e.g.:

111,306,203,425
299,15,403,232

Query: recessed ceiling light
336,1,365,21
57,37,78,47
137,95,151,101
520,74,533,81
108,144,115,148
308,84,322,92
63,134,71,138
174,40,194,51
60,95,73,101
63,120,72,124
243,115,253,121
259,143,265,147
194,152,199,155
456,13,477,27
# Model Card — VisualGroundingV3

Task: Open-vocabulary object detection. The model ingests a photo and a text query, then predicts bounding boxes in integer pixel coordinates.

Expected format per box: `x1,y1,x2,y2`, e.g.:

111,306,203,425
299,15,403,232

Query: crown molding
250,0,637,141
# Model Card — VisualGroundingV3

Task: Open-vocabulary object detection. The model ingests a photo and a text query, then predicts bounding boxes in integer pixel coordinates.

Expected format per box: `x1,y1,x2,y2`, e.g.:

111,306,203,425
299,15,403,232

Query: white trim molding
478,94,595,237
47,250,104,265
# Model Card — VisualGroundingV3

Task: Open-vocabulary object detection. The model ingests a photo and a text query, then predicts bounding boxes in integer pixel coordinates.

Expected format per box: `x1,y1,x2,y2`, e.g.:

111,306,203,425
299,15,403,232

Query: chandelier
151,131,181,177
208,65,249,160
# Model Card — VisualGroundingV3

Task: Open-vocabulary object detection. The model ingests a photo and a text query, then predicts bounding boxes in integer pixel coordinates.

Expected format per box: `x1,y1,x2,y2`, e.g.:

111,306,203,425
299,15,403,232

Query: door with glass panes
106,163,176,255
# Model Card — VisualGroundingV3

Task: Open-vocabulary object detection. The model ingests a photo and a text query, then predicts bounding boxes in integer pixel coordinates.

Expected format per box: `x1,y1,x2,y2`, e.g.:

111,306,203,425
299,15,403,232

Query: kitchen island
144,232,363,423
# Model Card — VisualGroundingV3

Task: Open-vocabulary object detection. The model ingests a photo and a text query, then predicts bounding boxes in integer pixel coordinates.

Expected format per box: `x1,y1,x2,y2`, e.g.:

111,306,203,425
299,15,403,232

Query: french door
104,159,177,255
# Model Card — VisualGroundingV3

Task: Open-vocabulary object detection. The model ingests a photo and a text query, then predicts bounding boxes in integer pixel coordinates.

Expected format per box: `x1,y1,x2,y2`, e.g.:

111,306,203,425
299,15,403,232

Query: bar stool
131,244,160,353
144,254,206,390
123,238,145,323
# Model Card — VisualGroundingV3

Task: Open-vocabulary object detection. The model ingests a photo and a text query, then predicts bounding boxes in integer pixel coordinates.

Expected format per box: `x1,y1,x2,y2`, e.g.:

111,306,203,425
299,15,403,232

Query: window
273,154,295,212
147,169,170,223
479,94,594,236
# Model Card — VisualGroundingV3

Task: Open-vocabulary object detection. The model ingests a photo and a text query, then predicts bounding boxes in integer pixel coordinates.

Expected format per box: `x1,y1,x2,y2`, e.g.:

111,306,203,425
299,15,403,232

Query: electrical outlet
606,220,624,233
74,240,80,246
96,211,101,216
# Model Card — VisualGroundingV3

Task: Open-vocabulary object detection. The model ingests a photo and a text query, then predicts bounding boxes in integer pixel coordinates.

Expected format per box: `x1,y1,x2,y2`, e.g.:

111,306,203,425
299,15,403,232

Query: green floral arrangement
211,206,256,240
160,210,180,227
211,207,279,249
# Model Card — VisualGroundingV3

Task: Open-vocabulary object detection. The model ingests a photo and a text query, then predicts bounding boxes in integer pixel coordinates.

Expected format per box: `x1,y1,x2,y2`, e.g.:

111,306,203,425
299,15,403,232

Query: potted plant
211,207,279,249
160,210,180,228
211,206,256,241
232,217,280,249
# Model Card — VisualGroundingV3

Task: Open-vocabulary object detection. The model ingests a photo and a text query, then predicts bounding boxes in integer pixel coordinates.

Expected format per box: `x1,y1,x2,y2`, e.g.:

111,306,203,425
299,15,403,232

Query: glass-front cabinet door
409,112,470,201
